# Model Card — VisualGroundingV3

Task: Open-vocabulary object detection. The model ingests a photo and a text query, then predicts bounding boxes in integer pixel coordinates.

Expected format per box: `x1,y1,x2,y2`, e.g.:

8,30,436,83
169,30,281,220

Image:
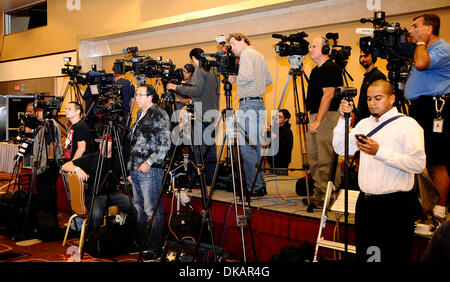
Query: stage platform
0,171,432,262
169,173,430,262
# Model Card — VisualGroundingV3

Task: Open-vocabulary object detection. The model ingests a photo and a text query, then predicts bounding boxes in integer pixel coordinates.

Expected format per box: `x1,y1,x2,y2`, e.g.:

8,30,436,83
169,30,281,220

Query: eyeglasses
136,93,148,97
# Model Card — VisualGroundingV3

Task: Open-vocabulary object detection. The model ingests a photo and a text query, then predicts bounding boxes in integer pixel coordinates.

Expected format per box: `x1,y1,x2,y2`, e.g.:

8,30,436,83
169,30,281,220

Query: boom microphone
272,34,284,39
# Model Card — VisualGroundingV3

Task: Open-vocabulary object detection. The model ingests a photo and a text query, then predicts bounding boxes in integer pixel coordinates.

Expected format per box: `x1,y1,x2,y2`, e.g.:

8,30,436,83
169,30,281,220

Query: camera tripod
19,117,71,241
387,59,411,115
209,75,258,262
62,75,84,106
136,104,218,262
80,116,133,259
252,55,314,212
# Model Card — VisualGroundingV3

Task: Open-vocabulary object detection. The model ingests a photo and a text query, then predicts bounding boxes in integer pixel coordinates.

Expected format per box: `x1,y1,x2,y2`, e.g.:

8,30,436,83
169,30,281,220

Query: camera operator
22,102,40,133
61,136,137,233
167,48,220,186
333,79,425,262
32,107,64,241
354,51,386,125
303,37,343,208
227,33,273,197
64,101,95,162
173,63,195,111
127,84,171,260
405,13,450,221
113,70,135,120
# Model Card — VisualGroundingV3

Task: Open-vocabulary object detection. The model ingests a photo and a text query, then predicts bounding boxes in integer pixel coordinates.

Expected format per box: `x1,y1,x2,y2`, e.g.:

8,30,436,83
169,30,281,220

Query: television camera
325,32,352,70
200,35,240,75
272,31,309,57
112,46,183,85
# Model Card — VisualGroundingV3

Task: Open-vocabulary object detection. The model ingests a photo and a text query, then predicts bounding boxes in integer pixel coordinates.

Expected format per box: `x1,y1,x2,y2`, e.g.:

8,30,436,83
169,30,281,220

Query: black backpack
0,189,33,240
84,215,135,258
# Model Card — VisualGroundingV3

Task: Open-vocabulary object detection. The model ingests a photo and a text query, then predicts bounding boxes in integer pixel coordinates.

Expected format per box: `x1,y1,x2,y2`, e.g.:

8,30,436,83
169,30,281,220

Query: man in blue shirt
405,13,450,221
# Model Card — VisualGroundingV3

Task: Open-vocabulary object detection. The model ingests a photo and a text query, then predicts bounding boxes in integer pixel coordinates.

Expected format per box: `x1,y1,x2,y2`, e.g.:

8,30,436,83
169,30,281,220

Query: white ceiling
0,0,42,12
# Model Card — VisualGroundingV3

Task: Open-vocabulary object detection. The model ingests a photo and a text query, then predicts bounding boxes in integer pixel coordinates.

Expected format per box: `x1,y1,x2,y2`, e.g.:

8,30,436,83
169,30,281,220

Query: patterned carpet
0,171,140,262
0,235,138,262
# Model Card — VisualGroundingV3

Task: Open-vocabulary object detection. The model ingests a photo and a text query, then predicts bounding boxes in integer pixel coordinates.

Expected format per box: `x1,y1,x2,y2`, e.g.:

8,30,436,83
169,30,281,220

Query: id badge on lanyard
433,97,445,133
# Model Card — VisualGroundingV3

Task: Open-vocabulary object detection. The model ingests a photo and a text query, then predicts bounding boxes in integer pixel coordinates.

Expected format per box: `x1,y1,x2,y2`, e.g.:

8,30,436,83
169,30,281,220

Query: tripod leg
20,126,46,241
80,125,111,259
189,119,218,261
235,139,259,262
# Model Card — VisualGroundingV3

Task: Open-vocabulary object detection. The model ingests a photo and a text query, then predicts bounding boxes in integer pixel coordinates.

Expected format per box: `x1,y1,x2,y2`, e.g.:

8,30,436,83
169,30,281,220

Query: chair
62,172,89,253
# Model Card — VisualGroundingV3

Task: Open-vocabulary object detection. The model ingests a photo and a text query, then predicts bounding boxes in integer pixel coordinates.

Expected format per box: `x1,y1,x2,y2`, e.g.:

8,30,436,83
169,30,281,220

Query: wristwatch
416,41,427,46
145,160,153,166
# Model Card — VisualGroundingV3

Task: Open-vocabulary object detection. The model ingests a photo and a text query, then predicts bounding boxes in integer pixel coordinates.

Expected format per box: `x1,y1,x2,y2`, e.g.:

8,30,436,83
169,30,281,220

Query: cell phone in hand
355,134,367,144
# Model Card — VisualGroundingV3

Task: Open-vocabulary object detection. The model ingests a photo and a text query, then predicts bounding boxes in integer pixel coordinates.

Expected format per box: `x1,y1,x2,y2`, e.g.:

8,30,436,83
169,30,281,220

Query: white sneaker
433,205,448,219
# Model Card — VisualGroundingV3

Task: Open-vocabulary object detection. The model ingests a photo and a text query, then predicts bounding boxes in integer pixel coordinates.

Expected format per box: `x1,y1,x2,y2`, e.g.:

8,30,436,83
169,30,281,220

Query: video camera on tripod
358,11,416,61
113,46,184,84
200,35,240,75
62,58,115,86
325,32,352,70
33,92,64,119
94,85,124,117
272,31,309,57
357,11,416,111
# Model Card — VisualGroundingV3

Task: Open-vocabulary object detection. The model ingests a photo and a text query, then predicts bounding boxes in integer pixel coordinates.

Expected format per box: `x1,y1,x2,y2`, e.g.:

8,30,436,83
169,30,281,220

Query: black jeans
35,161,61,241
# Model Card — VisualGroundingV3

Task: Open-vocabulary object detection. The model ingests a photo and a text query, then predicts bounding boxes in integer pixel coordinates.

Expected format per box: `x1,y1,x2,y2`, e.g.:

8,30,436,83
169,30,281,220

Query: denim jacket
127,104,171,171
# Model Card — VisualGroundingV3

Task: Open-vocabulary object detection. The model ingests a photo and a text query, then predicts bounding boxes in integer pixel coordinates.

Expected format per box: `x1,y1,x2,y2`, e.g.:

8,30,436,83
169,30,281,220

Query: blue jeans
84,192,136,231
130,168,164,253
237,99,266,191
189,122,217,186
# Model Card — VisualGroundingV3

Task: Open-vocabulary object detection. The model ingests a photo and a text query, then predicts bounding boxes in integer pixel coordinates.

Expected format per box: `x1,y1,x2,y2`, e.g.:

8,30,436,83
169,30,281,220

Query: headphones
321,37,331,55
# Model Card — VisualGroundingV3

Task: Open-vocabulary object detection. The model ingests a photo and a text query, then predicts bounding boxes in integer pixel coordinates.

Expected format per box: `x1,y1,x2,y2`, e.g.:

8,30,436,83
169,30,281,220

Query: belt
360,190,412,200
410,94,450,105
239,97,263,102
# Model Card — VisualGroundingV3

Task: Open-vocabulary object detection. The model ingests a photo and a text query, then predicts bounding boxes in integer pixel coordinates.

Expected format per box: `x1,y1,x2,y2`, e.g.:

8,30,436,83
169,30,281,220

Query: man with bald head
333,79,426,262
304,36,343,208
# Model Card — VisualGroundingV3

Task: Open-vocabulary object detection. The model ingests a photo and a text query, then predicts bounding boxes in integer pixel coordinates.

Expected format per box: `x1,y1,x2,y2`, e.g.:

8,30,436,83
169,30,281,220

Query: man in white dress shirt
333,79,426,262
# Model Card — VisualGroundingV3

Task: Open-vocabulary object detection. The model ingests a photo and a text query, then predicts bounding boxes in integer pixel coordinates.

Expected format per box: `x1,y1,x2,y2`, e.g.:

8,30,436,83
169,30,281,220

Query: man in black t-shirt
354,51,386,125
62,138,136,232
304,37,343,208
64,102,94,161
23,102,40,133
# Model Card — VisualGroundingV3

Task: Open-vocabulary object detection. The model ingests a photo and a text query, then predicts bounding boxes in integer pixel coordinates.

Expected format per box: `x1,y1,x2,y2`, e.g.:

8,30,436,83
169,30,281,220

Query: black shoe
249,187,267,197
141,251,161,262
301,198,324,209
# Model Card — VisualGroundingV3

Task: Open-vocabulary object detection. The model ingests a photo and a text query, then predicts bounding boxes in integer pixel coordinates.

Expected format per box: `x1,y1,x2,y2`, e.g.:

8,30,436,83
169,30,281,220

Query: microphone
272,33,284,39
356,28,374,36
